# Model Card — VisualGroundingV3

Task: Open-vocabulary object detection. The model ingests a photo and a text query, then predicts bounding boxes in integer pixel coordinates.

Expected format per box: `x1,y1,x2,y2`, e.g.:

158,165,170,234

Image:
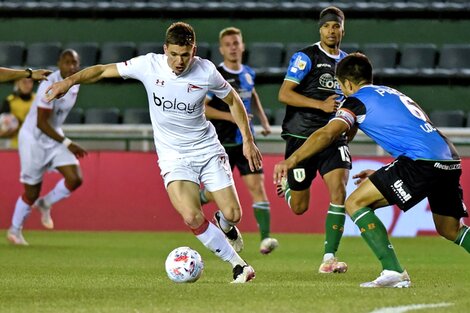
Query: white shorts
159,152,234,192
19,132,79,185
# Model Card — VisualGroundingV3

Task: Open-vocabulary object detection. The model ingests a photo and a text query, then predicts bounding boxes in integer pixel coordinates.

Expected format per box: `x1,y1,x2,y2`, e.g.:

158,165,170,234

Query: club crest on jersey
244,73,253,85
293,56,307,70
293,168,306,182
155,79,165,86
187,83,203,93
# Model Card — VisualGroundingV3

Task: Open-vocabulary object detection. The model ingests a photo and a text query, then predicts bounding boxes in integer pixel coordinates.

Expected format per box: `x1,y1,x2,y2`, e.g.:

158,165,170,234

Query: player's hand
353,169,375,185
45,80,72,102
273,159,295,185
261,122,271,136
243,140,263,172
68,142,88,158
321,94,340,113
31,69,52,81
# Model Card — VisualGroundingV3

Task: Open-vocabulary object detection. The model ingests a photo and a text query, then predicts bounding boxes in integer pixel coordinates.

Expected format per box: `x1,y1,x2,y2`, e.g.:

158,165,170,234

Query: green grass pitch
0,231,469,313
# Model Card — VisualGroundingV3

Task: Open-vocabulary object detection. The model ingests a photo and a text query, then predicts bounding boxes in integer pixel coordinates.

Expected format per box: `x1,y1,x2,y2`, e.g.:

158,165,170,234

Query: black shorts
369,156,468,219
224,144,263,176
284,136,351,191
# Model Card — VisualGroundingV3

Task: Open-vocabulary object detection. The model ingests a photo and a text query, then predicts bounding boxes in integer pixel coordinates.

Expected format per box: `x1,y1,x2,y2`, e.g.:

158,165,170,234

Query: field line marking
370,302,453,313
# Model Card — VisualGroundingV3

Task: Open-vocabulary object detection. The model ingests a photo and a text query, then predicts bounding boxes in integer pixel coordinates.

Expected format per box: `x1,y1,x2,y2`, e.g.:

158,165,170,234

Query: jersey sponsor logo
391,179,412,203
319,73,339,90
187,83,203,93
293,168,306,183
155,79,165,86
316,63,332,68
153,93,196,114
433,162,461,170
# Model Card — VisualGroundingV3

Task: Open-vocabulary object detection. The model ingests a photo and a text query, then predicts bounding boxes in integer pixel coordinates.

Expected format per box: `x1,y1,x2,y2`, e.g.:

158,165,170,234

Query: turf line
369,302,453,313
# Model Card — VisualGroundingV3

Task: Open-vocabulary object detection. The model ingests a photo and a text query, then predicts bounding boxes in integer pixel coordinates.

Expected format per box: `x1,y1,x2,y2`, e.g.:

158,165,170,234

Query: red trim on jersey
191,219,209,235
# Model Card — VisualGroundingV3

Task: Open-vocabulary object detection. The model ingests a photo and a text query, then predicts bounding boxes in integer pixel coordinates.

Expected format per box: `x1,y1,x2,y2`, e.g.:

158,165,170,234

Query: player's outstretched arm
45,64,120,102
0,67,51,82
222,88,262,171
273,120,347,184
251,88,271,136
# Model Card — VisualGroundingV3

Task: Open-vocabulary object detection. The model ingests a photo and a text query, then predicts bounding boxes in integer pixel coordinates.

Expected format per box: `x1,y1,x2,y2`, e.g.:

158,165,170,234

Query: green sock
324,204,346,255
199,188,209,205
283,181,292,208
253,201,270,240
454,225,470,253
351,207,403,273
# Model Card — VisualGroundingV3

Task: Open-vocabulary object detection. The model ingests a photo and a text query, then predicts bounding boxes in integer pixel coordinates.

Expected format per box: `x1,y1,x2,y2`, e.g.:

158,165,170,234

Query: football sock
194,220,243,265
199,188,209,205
217,210,235,233
43,178,72,206
324,203,346,255
11,196,32,230
454,225,470,253
253,201,270,240
284,184,292,208
352,207,404,273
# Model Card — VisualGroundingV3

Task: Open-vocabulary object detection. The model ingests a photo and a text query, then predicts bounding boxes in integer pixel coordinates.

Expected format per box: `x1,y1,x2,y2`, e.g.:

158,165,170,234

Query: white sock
11,197,32,230
196,222,245,267
217,210,235,233
323,253,335,262
43,179,72,206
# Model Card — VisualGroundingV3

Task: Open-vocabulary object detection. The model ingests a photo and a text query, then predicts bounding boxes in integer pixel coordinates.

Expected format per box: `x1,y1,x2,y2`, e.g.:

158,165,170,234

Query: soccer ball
165,246,204,283
0,113,19,132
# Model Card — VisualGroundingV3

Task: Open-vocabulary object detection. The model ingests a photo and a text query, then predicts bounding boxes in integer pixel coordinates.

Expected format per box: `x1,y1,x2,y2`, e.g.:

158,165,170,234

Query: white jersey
116,54,231,160
21,70,80,149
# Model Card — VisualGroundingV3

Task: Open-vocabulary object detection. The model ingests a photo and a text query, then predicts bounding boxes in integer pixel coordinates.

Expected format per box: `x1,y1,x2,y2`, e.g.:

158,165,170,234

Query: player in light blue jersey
274,53,469,288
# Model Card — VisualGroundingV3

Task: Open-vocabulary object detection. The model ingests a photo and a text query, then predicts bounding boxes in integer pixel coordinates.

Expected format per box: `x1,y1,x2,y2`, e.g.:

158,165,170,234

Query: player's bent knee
66,176,83,191
436,226,459,241
291,204,308,215
180,212,204,229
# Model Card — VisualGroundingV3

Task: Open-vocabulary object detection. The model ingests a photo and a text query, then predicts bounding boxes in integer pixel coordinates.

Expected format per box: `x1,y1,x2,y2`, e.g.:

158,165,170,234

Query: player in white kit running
45,22,261,283
7,49,86,246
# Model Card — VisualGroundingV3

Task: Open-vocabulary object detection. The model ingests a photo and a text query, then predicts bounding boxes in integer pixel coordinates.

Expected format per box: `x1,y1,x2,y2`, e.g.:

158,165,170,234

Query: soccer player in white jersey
45,22,262,283
7,49,86,246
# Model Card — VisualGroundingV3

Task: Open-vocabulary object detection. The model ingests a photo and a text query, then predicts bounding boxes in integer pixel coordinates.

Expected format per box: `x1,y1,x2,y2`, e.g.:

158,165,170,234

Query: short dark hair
319,6,345,27
336,53,373,85
60,48,79,61
165,22,196,46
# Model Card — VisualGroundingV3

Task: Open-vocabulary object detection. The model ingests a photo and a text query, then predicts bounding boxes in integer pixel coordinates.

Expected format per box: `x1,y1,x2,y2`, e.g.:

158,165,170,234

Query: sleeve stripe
331,117,352,129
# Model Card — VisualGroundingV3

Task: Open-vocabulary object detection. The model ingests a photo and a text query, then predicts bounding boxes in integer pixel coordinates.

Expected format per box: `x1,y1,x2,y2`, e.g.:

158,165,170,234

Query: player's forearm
278,88,323,109
0,68,30,82
65,65,108,86
37,120,66,143
288,129,335,167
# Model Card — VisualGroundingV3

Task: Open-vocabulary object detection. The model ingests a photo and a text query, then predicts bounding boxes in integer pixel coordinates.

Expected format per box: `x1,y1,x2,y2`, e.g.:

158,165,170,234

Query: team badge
187,83,203,93
293,56,307,70
293,168,306,182
244,73,253,85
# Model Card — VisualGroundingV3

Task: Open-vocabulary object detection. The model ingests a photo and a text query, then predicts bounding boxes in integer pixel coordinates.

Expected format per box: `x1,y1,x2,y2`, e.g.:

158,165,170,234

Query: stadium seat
210,44,223,66
99,42,136,64
247,42,284,76
429,110,466,127
0,41,25,67
26,42,62,68
341,43,360,54
123,108,151,124
84,108,121,124
137,42,164,55
65,42,99,67
437,44,470,71
283,42,310,67
274,108,285,125
398,43,437,70
196,42,210,59
64,108,84,124
362,43,399,73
